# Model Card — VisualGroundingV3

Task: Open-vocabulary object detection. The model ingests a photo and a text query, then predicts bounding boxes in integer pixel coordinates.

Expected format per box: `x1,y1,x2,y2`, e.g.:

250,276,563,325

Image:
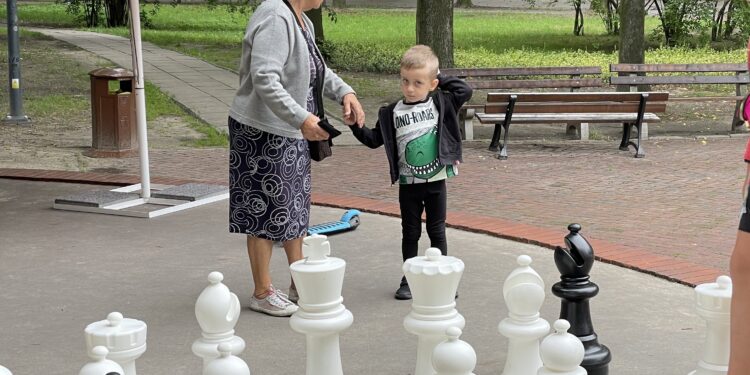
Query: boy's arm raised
437,73,473,112
348,120,385,149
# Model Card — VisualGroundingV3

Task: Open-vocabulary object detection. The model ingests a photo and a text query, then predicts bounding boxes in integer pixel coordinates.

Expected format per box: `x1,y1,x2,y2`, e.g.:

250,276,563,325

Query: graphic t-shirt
393,97,457,184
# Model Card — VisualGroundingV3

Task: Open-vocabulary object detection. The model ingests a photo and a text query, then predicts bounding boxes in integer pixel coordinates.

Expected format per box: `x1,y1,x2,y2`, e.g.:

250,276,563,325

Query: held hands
301,114,329,141
342,93,365,127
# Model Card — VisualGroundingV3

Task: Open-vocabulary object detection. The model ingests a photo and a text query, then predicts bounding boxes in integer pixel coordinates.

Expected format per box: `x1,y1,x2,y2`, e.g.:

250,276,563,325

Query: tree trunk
455,0,473,8
416,0,454,68
332,0,347,7
305,7,325,41
104,0,129,27
619,0,646,90
574,1,585,35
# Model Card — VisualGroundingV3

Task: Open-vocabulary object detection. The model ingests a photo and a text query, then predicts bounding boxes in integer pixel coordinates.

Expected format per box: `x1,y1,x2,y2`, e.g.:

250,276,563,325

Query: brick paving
3,134,746,286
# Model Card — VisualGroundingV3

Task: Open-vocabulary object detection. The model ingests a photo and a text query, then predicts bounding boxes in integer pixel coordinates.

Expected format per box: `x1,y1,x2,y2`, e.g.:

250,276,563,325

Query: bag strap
282,0,326,119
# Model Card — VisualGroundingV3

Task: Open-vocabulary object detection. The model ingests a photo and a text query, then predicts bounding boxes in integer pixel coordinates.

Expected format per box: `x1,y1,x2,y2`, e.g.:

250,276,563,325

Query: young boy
346,45,472,300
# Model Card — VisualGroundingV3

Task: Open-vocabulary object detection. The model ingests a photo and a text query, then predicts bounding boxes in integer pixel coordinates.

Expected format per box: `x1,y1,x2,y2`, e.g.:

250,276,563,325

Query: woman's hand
342,93,365,128
300,114,329,141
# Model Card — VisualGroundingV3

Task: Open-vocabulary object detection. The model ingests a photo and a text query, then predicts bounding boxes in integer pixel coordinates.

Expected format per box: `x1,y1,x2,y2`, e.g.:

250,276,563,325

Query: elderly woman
228,0,364,316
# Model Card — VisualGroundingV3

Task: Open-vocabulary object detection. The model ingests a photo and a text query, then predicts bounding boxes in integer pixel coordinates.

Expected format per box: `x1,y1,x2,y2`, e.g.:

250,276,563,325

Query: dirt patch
0,33,203,172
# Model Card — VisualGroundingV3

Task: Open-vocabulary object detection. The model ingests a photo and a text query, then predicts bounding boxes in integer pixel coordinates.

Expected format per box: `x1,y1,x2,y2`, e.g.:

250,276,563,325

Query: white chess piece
192,271,245,370
0,365,12,375
689,275,732,375
432,327,477,375
498,255,550,375
538,319,586,375
203,343,251,375
403,247,466,375
289,235,353,375
84,312,147,375
79,346,125,375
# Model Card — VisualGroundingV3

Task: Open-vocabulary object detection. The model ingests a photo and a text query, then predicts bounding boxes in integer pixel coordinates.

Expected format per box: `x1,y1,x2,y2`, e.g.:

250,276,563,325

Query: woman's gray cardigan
229,0,354,139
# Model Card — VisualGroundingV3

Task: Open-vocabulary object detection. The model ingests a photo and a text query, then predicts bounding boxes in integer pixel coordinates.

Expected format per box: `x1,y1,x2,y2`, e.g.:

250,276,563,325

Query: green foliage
651,0,714,46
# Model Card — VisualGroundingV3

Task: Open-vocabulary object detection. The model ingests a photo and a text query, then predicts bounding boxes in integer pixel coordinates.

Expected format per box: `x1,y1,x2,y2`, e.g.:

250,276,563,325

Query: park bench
475,91,669,159
440,66,603,140
609,63,749,131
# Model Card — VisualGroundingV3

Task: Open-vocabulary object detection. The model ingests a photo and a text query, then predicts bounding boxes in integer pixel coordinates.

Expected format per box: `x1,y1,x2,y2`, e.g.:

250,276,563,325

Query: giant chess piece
204,343,251,375
552,224,611,375
79,346,125,375
688,275,732,375
538,320,586,375
498,255,550,375
289,235,353,375
0,365,11,375
192,271,245,370
84,312,147,375
403,247,466,375
432,327,476,375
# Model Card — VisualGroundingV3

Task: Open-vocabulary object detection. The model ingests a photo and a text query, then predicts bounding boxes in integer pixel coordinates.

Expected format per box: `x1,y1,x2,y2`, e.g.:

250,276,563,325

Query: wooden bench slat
610,63,747,73
611,75,750,85
669,96,745,101
468,78,602,90
441,66,602,77
475,112,661,124
486,92,670,103
484,102,667,114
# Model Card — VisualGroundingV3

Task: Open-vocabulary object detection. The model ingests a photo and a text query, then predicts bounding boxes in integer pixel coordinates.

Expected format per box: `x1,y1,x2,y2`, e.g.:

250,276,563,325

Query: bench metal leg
732,99,745,132
496,122,511,160
624,93,648,158
630,123,646,158
619,123,631,151
489,123,502,151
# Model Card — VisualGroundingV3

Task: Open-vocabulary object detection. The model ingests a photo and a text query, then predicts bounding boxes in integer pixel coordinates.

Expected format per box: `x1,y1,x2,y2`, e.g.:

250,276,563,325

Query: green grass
7,4,748,75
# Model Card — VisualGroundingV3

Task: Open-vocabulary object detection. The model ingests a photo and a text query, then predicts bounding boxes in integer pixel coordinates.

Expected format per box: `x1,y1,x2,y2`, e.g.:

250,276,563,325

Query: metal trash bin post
86,67,138,158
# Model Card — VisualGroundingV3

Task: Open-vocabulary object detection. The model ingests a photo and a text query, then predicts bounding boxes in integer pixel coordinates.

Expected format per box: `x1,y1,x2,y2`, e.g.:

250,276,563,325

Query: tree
618,0,645,90
651,0,713,46
416,0,454,68
593,0,619,34
305,8,325,41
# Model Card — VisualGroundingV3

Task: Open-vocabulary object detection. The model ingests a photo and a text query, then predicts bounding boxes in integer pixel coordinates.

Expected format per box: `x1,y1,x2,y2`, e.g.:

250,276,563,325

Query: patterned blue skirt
228,117,311,241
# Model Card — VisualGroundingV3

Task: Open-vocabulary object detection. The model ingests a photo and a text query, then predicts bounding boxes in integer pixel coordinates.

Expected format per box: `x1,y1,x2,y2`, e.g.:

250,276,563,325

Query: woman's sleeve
322,66,355,103
248,15,309,129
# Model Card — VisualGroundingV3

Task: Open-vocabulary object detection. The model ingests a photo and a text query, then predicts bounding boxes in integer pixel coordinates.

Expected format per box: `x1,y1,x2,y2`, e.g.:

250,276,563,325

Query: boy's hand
453,160,461,166
343,93,365,128
301,114,329,141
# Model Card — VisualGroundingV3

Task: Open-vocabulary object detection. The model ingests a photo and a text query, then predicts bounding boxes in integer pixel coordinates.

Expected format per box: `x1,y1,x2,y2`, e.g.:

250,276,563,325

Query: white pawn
193,271,245,370
84,312,147,375
538,320,586,375
689,275,732,375
290,235,353,375
0,365,12,375
432,327,477,375
498,255,550,375
403,247,466,375
204,343,251,375
79,346,125,375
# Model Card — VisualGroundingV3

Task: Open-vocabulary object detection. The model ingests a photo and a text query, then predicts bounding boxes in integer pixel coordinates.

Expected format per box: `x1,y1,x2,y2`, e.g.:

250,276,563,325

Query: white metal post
127,0,151,199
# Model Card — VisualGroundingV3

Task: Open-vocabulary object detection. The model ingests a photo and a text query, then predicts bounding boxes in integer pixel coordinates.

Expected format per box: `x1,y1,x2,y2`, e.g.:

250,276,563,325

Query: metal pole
4,0,30,125
128,0,151,198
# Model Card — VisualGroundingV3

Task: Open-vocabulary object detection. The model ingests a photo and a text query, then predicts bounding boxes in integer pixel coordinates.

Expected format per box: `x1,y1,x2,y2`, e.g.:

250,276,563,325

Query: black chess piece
552,223,611,375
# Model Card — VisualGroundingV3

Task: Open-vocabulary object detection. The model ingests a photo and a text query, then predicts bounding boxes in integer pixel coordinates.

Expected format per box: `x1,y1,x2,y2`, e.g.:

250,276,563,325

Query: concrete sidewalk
0,179,706,374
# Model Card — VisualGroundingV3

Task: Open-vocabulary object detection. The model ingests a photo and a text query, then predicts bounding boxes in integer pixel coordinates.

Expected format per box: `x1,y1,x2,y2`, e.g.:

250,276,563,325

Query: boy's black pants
398,180,448,266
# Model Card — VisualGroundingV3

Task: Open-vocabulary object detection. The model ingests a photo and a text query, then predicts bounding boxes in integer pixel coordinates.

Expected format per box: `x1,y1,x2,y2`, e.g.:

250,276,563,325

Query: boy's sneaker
249,287,298,317
395,282,412,300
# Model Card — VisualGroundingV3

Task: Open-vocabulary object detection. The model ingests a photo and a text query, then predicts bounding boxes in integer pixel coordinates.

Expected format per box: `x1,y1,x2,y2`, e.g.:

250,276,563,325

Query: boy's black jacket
349,74,473,184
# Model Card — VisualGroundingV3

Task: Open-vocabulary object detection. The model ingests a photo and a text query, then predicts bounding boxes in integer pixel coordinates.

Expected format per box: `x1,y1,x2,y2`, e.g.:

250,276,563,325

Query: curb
1,168,723,287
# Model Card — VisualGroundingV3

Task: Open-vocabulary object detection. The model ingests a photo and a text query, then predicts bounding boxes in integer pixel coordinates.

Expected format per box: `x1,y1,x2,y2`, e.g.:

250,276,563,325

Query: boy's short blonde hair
400,45,439,78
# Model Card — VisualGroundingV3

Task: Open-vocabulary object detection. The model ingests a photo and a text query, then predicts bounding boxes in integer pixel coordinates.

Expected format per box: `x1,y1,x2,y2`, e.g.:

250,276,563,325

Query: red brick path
2,136,744,286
